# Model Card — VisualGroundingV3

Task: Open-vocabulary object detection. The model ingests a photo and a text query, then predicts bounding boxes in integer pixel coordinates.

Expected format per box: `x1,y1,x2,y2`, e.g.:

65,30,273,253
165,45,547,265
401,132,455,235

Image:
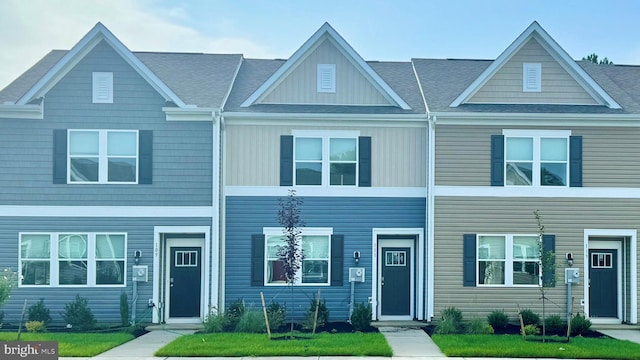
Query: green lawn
432,334,640,359
155,332,393,357
0,332,134,357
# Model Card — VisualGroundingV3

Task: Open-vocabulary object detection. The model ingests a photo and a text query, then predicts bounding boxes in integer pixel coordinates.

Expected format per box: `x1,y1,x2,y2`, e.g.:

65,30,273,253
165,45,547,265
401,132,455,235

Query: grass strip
432,334,640,359
156,332,392,357
0,332,134,357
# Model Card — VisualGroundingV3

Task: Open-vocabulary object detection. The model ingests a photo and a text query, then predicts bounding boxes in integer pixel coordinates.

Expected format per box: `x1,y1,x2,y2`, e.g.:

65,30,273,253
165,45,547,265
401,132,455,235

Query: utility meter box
132,265,148,282
349,267,365,283
565,268,580,284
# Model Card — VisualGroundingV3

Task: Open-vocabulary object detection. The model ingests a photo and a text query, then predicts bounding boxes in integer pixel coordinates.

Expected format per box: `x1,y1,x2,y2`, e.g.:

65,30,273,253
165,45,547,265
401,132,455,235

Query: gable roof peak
449,21,621,109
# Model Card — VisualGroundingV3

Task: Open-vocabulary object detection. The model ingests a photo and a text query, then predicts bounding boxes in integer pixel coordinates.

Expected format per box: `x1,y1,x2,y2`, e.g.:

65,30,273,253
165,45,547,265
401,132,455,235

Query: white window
19,232,126,287
293,130,358,186
68,130,138,184
264,228,331,286
93,72,113,103
523,63,541,92
477,234,540,287
503,130,569,187
317,64,336,93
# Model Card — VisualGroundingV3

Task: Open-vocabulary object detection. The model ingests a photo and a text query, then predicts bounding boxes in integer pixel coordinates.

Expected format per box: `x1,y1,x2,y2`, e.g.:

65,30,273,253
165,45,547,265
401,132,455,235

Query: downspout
212,110,222,314
427,115,436,321
219,112,227,313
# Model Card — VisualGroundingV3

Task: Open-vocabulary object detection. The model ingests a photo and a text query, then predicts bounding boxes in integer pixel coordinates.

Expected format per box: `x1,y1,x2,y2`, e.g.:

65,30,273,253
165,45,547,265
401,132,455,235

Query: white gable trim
241,23,410,110
449,21,620,109
17,22,187,108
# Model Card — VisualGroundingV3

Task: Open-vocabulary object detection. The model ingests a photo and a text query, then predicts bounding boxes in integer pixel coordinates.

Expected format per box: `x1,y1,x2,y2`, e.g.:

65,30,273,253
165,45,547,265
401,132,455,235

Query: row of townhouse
0,21,638,326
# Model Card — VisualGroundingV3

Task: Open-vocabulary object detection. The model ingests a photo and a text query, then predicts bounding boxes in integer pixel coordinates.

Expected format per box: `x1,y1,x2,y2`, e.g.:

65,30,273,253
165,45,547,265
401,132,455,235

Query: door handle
381,276,384,286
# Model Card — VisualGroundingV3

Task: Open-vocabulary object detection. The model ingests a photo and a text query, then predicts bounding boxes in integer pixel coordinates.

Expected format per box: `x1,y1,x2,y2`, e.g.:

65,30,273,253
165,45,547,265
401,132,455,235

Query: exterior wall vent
93,72,113,103
317,64,336,93
523,63,541,92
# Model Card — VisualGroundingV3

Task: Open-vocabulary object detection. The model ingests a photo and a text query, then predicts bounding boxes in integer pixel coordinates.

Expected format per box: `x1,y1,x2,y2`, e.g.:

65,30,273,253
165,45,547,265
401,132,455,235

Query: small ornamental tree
534,210,556,341
277,189,305,335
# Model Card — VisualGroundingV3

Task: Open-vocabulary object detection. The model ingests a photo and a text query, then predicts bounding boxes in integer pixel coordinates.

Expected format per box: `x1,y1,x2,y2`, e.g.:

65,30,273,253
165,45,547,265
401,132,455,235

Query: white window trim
476,233,541,287
92,72,113,103
18,232,127,288
317,64,336,93
523,63,541,92
502,129,571,188
263,227,333,286
68,129,139,184
291,130,360,188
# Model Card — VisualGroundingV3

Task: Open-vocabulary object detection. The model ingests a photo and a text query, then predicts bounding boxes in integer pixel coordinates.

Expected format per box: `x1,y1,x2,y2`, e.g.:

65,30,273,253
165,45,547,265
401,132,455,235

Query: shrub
467,318,494,334
235,310,266,333
0,268,17,307
440,307,464,333
487,310,509,330
25,320,46,333
28,298,52,325
61,294,96,331
266,302,286,331
119,292,129,327
0,310,4,327
303,296,328,330
519,309,540,326
435,317,459,334
224,300,245,331
544,314,566,335
203,309,227,333
350,303,372,331
524,324,540,336
570,313,592,336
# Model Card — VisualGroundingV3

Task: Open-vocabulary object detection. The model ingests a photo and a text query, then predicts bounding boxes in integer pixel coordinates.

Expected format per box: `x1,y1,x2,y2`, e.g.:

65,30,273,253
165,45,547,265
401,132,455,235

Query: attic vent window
523,63,541,92
92,72,113,103
317,64,336,93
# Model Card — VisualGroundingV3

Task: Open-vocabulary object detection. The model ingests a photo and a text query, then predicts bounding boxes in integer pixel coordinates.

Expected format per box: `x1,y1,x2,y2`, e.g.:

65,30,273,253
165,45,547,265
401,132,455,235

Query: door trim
153,226,211,324
371,228,424,321
584,229,637,324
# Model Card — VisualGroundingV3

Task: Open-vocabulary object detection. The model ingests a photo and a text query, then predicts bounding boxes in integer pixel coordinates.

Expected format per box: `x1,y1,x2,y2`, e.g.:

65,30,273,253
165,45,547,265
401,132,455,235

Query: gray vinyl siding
225,124,426,187
0,40,212,206
435,124,640,187
469,38,597,105
0,216,211,325
225,196,426,321
260,38,390,106
433,196,640,323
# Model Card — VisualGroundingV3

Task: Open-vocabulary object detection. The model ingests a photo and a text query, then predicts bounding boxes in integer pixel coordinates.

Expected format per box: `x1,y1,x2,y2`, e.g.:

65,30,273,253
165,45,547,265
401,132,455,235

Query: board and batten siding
225,196,426,320
0,216,211,324
433,196,639,321
225,124,426,187
260,38,390,106
0,40,213,206
469,38,597,105
435,124,640,187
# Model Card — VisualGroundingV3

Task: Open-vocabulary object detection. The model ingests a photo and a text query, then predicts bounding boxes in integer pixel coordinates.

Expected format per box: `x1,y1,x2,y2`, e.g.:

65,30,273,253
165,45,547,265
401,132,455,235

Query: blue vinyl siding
0,40,212,206
225,196,426,321
0,216,210,325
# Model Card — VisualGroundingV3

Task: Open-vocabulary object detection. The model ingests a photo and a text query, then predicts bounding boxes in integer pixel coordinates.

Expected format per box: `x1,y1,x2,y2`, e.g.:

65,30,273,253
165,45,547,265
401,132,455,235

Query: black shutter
138,130,153,184
251,234,265,286
330,235,344,286
542,234,556,287
569,136,582,187
280,135,293,186
358,136,371,187
53,129,67,184
491,135,504,186
463,234,477,286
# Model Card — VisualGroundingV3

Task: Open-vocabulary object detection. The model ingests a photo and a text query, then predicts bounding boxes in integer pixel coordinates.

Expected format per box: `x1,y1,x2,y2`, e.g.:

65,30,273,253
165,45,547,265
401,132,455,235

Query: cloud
0,0,274,90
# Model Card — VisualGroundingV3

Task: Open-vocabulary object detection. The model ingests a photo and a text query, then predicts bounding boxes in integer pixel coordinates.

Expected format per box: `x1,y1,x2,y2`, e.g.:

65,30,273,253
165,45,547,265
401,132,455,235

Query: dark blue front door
381,247,411,316
169,247,202,318
589,249,617,318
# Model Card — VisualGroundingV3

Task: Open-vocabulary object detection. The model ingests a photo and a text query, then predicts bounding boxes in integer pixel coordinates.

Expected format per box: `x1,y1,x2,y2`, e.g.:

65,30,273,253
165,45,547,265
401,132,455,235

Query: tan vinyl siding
260,38,391,105
225,124,426,187
434,196,640,321
469,38,597,105
435,124,640,187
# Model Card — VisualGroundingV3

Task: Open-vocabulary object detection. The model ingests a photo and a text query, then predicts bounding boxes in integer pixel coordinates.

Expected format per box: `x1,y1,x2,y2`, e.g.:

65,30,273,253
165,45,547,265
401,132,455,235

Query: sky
1,0,639,91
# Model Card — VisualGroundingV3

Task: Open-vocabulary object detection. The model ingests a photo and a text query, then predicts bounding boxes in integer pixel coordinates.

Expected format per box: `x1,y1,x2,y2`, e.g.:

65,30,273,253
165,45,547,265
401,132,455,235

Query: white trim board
0,206,213,217
225,186,426,198
435,186,640,199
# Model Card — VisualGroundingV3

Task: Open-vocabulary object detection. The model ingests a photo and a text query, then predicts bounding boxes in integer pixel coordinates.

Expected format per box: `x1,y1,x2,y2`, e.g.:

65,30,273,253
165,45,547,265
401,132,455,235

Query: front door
589,249,617,318
381,247,411,316
169,246,202,318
